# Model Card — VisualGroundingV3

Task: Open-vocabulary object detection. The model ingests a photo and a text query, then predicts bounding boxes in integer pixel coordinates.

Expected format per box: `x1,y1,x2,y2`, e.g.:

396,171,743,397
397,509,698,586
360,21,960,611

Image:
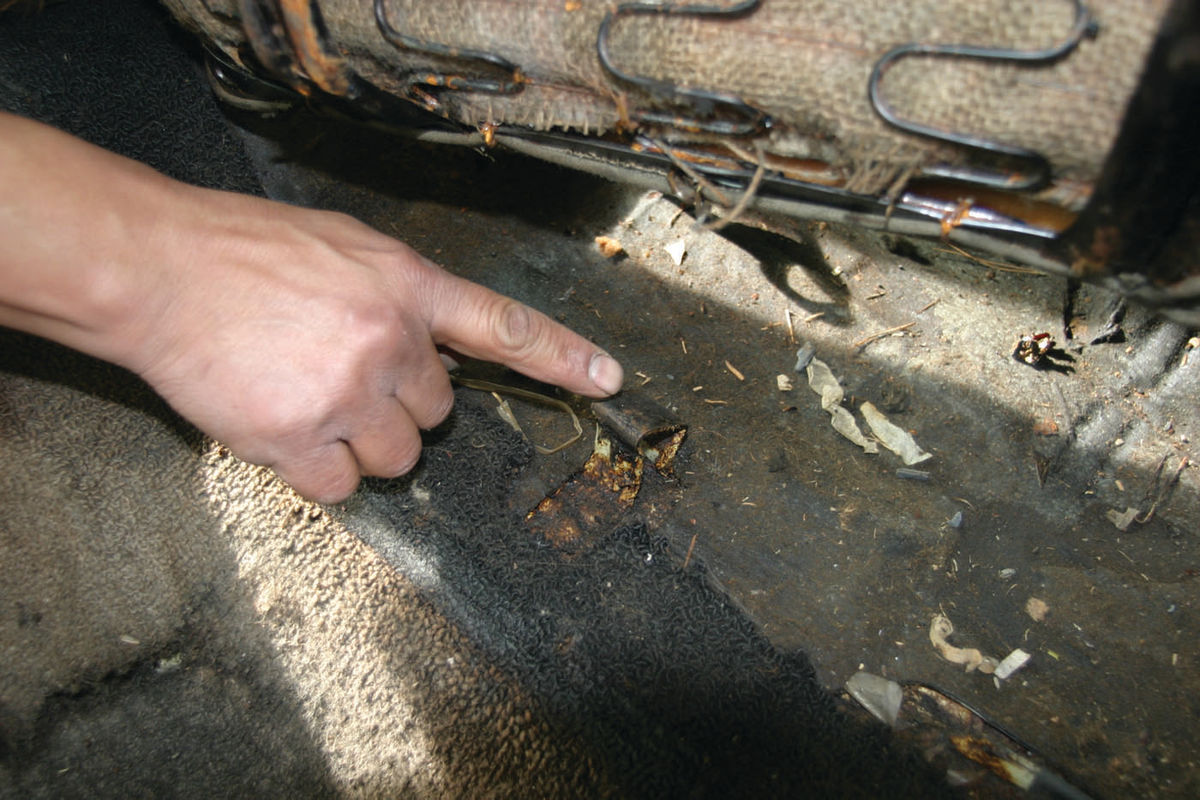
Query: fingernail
588,352,624,395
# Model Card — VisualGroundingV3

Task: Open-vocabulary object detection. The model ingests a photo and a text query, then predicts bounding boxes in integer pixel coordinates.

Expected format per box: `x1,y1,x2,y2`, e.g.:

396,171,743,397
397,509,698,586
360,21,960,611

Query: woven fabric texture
168,0,1167,191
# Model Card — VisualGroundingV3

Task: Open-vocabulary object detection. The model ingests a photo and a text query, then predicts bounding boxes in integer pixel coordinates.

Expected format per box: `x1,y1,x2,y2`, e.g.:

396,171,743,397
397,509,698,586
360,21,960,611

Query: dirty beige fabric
0,348,223,743
168,0,1166,190
0,337,602,797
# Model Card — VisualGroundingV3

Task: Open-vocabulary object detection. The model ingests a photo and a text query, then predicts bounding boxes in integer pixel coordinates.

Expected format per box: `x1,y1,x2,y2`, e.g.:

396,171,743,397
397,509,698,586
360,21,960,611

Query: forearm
0,111,180,367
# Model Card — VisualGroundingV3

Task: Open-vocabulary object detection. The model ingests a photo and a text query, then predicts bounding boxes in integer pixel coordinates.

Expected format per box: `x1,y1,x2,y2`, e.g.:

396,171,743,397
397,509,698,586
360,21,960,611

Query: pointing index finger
425,269,623,398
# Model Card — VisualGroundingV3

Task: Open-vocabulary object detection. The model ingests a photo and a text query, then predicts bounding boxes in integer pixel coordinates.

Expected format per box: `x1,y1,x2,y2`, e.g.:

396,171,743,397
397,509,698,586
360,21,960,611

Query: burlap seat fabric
173,0,1165,191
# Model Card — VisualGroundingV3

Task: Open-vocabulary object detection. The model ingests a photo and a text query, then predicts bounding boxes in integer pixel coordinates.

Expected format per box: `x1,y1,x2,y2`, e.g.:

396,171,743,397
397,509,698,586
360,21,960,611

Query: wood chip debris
1025,597,1050,622
1032,418,1060,436
725,360,745,381
853,322,916,350
776,374,794,392
593,235,625,258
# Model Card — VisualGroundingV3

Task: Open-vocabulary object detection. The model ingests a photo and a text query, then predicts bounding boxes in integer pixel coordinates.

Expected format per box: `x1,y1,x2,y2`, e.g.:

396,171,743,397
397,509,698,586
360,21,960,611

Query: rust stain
950,735,1035,788
279,0,351,96
1071,225,1121,277
939,198,973,238
910,178,1078,233
526,441,643,551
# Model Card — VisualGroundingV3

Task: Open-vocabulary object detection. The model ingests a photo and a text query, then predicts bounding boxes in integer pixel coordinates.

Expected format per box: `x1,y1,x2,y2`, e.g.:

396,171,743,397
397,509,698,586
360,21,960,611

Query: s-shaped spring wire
869,0,1098,191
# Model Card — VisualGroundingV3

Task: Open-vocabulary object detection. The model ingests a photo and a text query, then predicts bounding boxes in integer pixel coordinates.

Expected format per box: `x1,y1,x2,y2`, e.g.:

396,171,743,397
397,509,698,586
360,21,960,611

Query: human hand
0,113,618,503
127,189,623,503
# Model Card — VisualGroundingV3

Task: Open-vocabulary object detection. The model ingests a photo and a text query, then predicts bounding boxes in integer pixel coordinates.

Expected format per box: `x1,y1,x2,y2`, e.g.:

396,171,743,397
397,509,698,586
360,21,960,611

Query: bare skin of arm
0,111,623,502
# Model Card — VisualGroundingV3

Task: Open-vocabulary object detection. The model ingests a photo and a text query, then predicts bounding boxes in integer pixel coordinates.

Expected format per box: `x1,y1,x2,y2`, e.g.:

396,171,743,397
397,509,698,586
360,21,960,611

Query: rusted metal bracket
592,391,687,476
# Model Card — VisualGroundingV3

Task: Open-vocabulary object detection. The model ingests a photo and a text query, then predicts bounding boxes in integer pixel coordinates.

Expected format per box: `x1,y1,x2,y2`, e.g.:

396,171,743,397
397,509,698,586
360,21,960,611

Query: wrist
0,113,187,371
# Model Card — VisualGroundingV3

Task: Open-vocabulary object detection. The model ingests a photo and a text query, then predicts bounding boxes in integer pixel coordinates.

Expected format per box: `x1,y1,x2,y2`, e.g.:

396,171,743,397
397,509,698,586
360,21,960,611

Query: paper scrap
665,239,687,265
994,648,1032,681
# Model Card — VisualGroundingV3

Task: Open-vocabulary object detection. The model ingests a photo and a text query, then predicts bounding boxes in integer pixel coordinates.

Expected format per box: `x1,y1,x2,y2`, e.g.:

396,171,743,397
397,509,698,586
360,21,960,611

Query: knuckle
494,300,539,355
282,462,360,505
312,479,357,503
314,473,361,504
386,439,423,478
419,386,455,430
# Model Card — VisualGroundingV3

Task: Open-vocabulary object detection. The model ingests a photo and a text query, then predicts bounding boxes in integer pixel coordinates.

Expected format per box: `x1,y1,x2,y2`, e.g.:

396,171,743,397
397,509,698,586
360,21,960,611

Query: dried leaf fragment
860,401,931,465
807,358,878,455
1106,506,1140,531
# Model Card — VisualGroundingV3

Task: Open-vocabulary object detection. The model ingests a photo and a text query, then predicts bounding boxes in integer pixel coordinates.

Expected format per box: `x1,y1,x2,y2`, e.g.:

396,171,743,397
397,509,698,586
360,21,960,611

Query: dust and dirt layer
224,113,1197,798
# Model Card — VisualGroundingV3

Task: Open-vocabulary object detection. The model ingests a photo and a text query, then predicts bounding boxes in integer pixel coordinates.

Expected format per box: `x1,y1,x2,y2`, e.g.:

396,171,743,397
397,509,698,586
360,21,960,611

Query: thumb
425,269,623,397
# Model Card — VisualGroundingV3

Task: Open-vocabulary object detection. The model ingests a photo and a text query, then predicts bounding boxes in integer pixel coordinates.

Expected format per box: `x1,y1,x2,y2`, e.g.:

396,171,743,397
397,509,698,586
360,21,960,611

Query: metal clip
373,0,525,97
597,0,772,136
869,0,1098,191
